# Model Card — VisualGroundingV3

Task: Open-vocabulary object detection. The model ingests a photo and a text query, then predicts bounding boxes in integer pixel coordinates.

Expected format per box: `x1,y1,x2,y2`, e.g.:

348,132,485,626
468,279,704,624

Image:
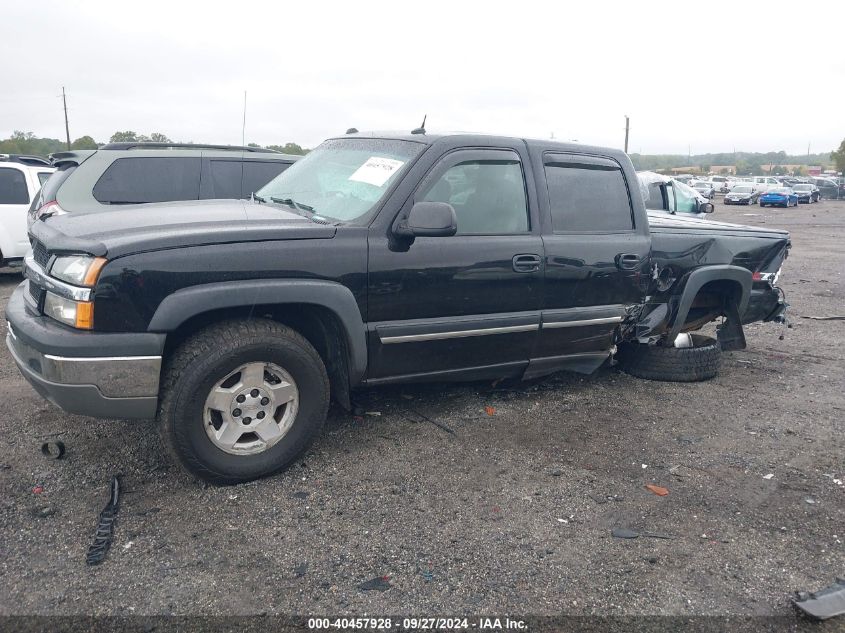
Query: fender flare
147,279,367,385
667,265,752,341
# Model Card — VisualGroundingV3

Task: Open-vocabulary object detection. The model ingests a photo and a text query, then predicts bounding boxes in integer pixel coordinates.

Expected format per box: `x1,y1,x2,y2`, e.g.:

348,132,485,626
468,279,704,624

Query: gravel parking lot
0,200,842,625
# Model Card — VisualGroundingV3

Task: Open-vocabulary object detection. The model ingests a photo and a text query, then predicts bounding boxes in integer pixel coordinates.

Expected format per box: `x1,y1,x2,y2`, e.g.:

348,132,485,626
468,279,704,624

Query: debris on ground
358,576,391,591
30,506,56,518
485,406,496,416
294,562,308,578
399,408,455,435
793,578,845,620
645,484,669,496
86,475,121,566
292,491,309,500
799,315,845,321
32,485,44,494
612,527,675,540
763,473,775,480
40,441,66,460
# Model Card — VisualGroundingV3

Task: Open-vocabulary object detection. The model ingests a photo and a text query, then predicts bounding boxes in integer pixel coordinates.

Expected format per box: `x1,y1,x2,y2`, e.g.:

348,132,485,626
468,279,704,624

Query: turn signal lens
43,292,94,330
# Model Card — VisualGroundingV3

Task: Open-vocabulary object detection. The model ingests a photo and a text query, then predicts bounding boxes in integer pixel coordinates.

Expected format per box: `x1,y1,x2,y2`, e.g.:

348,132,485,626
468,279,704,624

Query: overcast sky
2,0,843,155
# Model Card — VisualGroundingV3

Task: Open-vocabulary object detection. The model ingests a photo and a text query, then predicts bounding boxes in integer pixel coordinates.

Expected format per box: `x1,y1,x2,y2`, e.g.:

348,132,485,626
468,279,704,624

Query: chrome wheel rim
203,362,299,455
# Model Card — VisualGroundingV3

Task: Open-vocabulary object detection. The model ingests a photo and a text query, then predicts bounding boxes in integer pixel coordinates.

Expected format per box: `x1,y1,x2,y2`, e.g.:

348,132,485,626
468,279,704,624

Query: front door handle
513,253,542,273
615,253,642,270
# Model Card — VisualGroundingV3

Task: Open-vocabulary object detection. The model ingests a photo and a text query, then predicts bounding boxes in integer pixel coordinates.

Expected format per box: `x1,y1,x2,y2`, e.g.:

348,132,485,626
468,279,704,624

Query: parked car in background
760,187,798,207
0,155,54,267
792,183,819,203
811,177,840,199
752,176,782,192
711,175,731,193
692,181,716,199
637,171,714,218
28,143,300,227
724,184,759,205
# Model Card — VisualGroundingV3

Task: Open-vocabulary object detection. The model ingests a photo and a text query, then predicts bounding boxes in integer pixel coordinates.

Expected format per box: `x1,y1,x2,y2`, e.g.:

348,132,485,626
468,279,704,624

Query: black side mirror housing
395,201,458,237
699,201,715,214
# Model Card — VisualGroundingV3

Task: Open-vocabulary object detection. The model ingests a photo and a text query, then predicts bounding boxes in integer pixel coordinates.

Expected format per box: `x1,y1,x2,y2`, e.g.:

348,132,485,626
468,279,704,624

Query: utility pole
62,87,71,150
623,115,630,153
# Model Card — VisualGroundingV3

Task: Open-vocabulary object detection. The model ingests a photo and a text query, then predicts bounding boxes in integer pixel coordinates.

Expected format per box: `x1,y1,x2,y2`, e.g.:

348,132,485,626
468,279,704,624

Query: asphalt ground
0,198,842,629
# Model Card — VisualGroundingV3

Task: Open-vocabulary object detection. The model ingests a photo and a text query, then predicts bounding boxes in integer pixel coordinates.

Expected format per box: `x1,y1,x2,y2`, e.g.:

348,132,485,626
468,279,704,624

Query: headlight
43,292,94,329
50,255,107,287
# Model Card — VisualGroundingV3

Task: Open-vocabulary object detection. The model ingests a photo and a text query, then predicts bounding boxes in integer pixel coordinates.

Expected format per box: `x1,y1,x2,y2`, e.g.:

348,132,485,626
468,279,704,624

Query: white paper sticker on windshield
348,157,405,187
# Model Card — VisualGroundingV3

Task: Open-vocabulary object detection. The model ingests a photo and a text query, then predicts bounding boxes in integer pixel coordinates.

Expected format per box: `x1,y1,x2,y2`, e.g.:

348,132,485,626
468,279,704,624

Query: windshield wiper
270,197,315,214
251,193,266,203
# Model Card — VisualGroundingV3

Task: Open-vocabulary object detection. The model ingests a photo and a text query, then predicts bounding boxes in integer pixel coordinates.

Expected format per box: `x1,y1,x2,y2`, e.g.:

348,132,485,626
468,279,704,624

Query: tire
616,334,721,382
158,319,330,484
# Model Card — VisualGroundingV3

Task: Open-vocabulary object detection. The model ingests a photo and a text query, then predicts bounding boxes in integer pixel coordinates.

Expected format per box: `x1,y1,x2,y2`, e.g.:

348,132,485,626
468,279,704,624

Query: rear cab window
543,154,634,232
93,157,201,204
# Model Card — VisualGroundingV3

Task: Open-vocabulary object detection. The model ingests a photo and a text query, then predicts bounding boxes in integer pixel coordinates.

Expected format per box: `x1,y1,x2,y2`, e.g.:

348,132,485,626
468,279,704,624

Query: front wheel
157,319,330,484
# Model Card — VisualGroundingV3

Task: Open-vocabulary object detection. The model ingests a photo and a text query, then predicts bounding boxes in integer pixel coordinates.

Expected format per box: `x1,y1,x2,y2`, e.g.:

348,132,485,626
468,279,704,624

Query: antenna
411,114,427,135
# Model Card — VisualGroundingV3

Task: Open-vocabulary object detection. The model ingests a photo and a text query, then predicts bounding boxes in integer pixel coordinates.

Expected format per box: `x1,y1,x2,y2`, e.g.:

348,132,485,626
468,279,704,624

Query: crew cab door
366,145,544,382
531,152,649,372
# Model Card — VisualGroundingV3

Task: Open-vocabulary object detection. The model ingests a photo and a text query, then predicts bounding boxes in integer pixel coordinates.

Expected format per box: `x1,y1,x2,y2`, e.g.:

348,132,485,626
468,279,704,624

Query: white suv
0,155,54,267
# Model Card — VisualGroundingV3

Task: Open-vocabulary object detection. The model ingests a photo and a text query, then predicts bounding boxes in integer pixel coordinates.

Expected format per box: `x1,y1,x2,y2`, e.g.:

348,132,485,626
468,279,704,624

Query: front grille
31,239,50,269
28,280,44,307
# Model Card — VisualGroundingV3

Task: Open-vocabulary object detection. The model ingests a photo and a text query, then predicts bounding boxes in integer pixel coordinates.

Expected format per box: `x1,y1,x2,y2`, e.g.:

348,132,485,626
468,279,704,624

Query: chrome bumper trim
6,326,160,398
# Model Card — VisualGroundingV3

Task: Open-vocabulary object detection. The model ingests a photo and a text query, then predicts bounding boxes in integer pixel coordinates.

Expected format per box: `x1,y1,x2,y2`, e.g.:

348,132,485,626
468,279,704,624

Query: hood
647,210,790,239
29,199,337,259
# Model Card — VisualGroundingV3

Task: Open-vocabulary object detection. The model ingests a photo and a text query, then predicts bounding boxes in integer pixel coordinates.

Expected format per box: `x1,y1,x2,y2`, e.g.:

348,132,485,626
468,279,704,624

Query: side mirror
699,201,715,214
395,201,457,238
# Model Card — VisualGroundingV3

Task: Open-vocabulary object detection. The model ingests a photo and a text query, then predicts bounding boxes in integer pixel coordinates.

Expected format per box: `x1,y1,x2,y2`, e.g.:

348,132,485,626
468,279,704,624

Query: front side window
421,158,529,234
0,168,29,204
544,158,633,232
93,157,201,204
257,138,423,222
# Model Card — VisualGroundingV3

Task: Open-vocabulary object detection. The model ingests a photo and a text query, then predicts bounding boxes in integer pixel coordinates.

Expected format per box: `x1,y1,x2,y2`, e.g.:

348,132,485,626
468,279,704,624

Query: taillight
751,272,762,282
34,200,65,221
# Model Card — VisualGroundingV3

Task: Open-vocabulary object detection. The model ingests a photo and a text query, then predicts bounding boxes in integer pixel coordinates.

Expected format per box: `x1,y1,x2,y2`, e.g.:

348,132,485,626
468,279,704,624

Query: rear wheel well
162,303,352,409
678,279,744,332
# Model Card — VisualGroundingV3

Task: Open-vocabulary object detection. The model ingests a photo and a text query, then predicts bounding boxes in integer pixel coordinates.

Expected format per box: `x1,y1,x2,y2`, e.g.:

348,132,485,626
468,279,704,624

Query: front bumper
5,282,164,419
725,197,753,205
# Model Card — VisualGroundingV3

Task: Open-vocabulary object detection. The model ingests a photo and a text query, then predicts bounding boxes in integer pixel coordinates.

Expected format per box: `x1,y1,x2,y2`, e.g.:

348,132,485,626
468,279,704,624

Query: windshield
731,186,752,193
770,188,791,194
793,184,811,191
694,183,709,188
256,138,424,222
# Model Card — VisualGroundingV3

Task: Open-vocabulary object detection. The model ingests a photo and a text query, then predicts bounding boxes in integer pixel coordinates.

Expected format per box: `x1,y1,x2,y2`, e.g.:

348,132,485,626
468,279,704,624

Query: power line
62,87,71,150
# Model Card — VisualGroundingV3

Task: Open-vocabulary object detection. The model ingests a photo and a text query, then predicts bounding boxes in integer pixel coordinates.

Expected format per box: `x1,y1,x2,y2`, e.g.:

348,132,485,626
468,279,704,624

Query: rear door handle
512,253,542,273
615,253,642,270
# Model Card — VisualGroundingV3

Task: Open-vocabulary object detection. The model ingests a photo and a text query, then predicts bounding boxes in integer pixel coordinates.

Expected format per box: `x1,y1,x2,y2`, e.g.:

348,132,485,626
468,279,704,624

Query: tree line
0,131,310,157
630,149,838,176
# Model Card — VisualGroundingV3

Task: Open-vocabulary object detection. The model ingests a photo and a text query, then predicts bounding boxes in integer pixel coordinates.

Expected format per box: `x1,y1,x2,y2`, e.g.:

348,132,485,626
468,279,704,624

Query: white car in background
0,154,54,268
637,171,714,218
752,176,782,192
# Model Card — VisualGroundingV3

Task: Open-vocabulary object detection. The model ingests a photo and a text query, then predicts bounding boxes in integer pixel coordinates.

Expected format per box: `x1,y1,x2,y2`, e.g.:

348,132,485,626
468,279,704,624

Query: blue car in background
760,187,798,208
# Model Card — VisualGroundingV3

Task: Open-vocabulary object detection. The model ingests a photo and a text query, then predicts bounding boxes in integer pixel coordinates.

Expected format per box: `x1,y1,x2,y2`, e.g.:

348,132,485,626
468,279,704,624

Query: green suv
28,143,300,227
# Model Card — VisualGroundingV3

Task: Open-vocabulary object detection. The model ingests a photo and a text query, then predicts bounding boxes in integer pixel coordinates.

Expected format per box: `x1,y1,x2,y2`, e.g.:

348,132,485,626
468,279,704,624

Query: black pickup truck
6,132,789,483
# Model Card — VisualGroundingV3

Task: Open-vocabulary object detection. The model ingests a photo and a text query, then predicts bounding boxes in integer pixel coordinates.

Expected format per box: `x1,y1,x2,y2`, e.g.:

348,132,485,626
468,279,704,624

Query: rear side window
93,157,200,204
35,163,77,208
0,168,29,204
206,160,290,199
544,156,634,232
